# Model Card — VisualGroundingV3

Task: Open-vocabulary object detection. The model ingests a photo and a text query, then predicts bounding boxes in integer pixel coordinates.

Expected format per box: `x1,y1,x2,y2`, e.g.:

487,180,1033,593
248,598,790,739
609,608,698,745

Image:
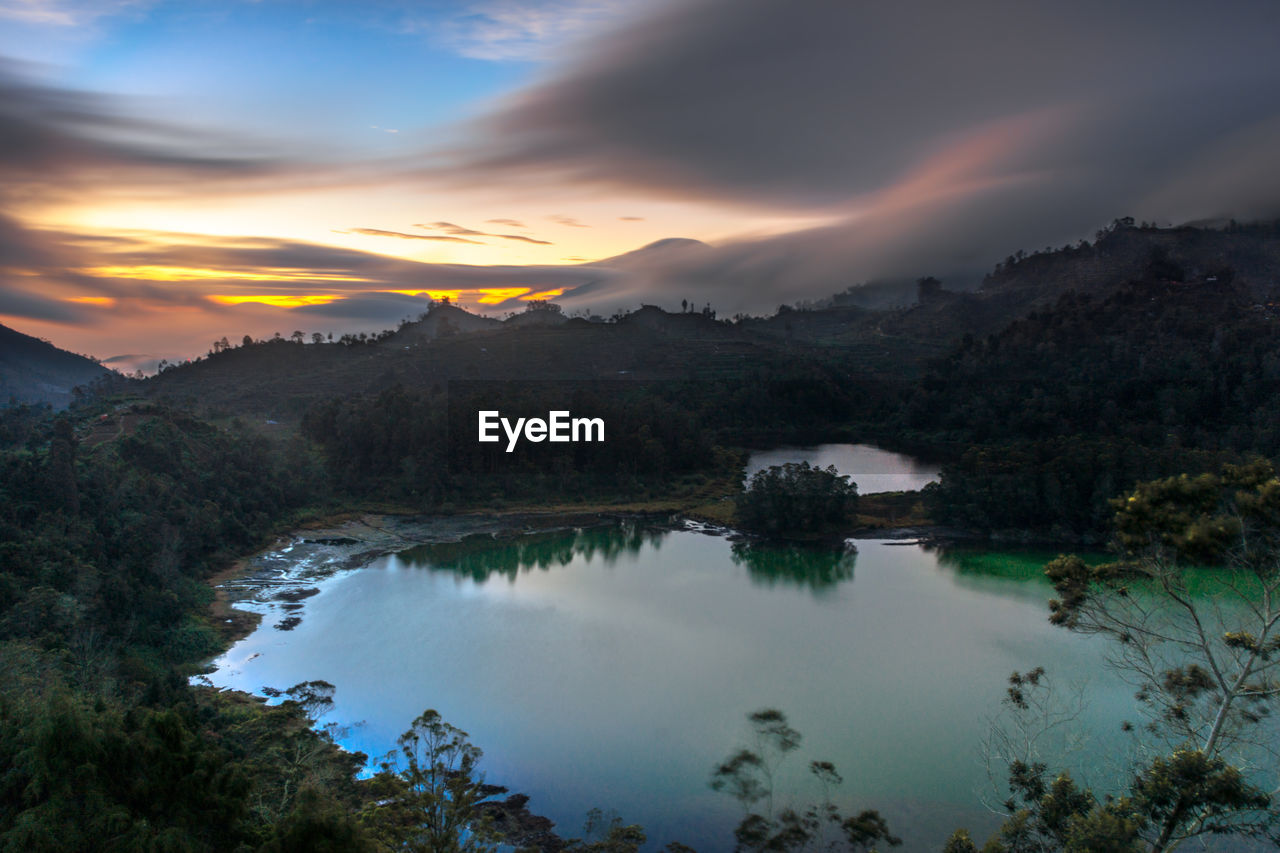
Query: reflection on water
396,524,665,583
400,524,861,595
730,540,856,592
209,525,1147,852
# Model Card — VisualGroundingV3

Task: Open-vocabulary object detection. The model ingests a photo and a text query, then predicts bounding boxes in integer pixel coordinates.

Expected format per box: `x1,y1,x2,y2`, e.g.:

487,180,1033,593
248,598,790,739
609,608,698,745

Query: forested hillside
0,323,109,408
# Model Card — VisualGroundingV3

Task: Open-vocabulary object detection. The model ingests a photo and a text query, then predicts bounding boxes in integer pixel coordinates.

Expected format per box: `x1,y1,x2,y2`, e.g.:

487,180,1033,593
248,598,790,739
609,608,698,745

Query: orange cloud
208,294,345,308
81,265,373,283
475,287,532,304
521,288,565,300
387,287,559,305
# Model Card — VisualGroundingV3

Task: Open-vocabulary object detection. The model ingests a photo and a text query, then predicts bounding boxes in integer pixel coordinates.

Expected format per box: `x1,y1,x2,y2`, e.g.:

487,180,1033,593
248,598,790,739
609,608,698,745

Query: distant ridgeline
0,322,109,409
71,218,1279,532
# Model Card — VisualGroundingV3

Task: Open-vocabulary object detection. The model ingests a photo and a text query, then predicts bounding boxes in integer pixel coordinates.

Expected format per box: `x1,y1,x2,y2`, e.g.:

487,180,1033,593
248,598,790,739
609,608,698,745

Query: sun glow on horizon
81,266,375,283
64,296,117,306
208,294,344,308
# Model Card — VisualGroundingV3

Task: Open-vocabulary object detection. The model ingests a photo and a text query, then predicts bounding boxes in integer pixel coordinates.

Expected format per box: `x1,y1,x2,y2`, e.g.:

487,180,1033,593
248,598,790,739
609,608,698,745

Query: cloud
619,216,644,221
423,0,1280,309
0,284,93,323
412,220,553,245
0,59,317,326
486,218,526,228
348,227,483,244
0,0,148,27
422,221,488,236
432,0,640,62
451,0,1280,207
548,214,587,227
0,60,283,201
289,291,434,323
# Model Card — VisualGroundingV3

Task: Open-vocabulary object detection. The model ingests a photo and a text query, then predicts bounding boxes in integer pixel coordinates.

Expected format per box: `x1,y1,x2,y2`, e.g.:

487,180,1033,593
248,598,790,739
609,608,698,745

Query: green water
208,526,1173,850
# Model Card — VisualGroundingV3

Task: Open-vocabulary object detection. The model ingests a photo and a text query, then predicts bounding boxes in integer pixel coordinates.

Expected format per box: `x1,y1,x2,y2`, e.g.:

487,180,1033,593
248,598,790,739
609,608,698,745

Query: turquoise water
207,525,1153,850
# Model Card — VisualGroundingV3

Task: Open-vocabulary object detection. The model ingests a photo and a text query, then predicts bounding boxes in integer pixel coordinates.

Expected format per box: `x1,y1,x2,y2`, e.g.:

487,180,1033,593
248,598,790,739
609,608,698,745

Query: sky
2,0,1280,368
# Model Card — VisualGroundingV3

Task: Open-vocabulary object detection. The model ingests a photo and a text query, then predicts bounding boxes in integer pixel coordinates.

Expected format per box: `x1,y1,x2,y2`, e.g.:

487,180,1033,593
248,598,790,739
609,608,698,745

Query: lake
207,524,1148,851
744,444,940,493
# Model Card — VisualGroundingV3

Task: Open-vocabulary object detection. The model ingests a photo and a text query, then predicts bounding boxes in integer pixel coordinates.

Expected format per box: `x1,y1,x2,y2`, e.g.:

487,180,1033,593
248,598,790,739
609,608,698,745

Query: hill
0,322,110,408
133,220,1280,421
140,305,828,420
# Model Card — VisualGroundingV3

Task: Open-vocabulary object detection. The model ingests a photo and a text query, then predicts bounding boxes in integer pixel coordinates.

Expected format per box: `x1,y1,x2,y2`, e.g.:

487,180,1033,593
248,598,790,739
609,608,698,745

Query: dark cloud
349,227,483,244
0,286,92,324
424,0,1280,310
0,60,305,327
486,218,527,228
452,0,1280,207
0,59,281,199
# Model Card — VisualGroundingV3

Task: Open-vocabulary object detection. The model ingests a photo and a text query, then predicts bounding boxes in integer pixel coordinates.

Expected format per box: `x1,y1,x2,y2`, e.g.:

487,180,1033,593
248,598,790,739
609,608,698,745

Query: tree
365,710,503,853
969,462,1280,851
565,808,647,852
736,462,858,536
916,276,943,303
710,709,899,852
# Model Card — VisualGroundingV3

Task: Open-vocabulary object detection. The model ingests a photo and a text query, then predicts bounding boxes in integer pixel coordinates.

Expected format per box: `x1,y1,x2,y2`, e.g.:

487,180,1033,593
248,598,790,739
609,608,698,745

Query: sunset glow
207,294,345,308
82,266,375,284
1,0,1277,370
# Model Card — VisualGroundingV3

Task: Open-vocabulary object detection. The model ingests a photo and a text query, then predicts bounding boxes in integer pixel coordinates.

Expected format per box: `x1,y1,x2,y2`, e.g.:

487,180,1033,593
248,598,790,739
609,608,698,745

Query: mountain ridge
0,322,111,408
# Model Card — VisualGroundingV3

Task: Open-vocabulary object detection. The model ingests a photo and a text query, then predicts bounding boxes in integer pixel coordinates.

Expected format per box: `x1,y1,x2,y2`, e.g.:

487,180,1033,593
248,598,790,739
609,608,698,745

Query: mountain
0,323,110,408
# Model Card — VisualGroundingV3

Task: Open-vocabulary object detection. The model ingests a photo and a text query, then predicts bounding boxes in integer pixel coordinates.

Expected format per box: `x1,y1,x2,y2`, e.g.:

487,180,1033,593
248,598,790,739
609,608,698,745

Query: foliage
302,382,722,506
0,403,379,850
968,463,1280,851
564,808,647,852
914,272,1280,535
736,463,858,537
710,709,900,852
363,709,504,853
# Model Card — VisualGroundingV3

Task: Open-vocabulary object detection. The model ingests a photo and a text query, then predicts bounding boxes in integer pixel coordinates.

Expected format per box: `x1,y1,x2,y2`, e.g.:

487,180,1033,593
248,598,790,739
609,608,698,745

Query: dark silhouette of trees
736,462,858,536
953,464,1280,851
